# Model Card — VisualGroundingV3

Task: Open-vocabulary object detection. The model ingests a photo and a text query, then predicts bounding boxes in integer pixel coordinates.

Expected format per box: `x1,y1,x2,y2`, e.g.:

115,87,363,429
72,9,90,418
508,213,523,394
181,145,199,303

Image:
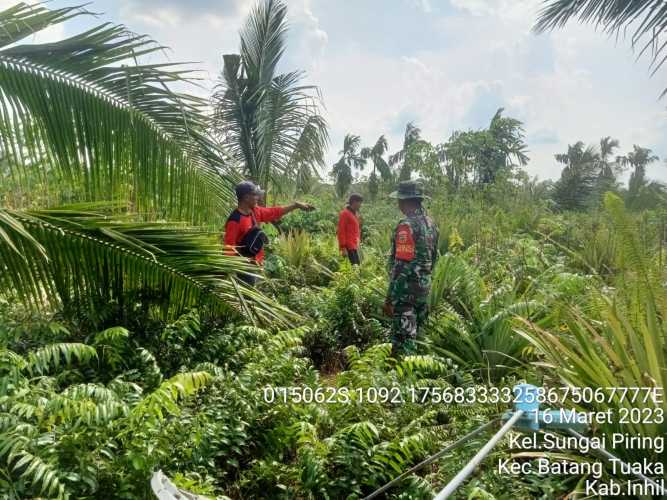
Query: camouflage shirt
387,209,439,306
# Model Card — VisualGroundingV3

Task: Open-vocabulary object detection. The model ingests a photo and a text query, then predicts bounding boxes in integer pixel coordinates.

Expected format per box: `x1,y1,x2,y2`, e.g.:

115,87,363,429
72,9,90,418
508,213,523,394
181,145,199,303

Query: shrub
515,194,667,468
301,268,386,372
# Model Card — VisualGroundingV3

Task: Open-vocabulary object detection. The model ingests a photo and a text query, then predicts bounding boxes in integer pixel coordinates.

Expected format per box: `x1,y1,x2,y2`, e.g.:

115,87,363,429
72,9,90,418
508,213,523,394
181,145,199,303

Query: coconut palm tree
481,108,529,184
618,145,661,209
331,134,365,198
212,0,328,196
0,3,293,326
361,135,390,199
441,109,528,188
441,130,477,190
552,141,601,210
594,136,621,200
0,5,230,222
598,137,620,175
535,0,667,98
389,122,422,181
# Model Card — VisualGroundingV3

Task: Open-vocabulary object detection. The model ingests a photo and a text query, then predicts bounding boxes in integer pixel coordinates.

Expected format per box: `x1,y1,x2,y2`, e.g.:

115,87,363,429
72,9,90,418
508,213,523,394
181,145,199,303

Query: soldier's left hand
382,301,394,317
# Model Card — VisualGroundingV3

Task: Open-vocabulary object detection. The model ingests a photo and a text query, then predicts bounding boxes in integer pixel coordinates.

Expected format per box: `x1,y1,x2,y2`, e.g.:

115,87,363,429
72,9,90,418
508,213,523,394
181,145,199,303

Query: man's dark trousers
347,249,360,265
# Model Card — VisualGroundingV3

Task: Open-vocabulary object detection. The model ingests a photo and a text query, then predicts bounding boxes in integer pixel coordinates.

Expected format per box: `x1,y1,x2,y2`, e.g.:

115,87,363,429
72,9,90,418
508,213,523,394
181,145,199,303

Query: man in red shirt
224,181,314,284
337,193,363,265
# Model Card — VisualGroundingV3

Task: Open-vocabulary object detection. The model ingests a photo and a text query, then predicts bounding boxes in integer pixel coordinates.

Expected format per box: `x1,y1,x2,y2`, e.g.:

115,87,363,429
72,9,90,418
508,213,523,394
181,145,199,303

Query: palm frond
212,0,327,192
240,0,288,88
256,71,327,188
0,3,234,224
388,149,404,167
0,208,298,325
26,342,97,375
0,208,45,256
535,0,667,96
5,449,65,498
128,371,212,423
0,3,86,49
287,114,329,176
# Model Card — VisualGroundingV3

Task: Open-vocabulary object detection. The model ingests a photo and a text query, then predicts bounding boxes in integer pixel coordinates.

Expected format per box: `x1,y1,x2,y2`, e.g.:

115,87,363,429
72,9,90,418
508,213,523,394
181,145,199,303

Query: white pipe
363,419,499,500
433,410,524,500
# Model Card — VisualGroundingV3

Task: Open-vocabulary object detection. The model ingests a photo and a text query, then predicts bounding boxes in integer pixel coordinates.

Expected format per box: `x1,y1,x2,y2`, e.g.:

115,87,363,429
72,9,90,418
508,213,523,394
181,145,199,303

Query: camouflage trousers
391,301,429,357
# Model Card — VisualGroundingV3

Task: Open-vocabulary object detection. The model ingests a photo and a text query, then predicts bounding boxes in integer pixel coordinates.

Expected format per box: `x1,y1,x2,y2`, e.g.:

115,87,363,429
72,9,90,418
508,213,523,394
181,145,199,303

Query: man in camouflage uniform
383,181,439,357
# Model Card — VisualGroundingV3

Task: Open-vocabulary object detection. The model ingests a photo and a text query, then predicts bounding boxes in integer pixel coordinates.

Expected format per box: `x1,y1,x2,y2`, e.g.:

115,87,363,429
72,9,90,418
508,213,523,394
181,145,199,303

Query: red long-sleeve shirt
337,207,361,251
223,206,285,264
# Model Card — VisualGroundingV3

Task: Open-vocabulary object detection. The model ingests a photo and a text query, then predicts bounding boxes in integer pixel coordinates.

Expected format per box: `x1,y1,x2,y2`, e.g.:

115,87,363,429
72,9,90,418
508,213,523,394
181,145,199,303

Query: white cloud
0,0,17,10
54,0,666,183
313,2,667,181
115,0,330,95
450,0,540,22
406,0,433,14
287,0,329,72
312,45,511,171
115,0,253,96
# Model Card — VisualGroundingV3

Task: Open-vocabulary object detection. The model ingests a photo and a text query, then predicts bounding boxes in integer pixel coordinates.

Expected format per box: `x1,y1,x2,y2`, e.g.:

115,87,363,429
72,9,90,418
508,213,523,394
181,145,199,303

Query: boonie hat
389,180,429,200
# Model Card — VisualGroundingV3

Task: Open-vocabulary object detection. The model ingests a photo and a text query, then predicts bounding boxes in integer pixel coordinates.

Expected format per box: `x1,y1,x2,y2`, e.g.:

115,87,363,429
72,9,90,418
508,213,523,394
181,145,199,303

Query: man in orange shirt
337,193,363,265
224,181,313,284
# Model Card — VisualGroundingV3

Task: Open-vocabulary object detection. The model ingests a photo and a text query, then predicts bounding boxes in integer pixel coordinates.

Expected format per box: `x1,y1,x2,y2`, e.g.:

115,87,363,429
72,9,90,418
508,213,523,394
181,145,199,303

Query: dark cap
389,180,430,200
235,181,264,200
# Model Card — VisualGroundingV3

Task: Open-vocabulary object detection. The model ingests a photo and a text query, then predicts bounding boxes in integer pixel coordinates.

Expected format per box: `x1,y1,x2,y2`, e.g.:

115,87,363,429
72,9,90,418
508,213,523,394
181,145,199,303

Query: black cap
235,181,264,200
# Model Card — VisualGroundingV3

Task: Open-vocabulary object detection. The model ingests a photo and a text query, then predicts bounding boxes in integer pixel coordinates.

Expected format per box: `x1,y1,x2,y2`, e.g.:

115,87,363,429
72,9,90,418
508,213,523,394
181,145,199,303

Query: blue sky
10,0,667,182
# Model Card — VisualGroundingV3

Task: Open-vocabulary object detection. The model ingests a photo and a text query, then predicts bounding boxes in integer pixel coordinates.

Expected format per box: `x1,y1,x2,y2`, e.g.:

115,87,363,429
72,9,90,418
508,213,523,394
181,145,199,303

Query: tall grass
516,193,666,466
274,229,313,269
426,253,541,381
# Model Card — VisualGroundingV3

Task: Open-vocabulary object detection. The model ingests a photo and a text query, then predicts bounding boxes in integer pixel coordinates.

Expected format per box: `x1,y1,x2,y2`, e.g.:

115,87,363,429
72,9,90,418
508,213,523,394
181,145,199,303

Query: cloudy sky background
11,0,667,183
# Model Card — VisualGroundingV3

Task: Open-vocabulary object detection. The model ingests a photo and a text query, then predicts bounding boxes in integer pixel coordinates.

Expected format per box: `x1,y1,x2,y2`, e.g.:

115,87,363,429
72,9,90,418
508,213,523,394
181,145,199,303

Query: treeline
331,110,663,211
552,141,661,211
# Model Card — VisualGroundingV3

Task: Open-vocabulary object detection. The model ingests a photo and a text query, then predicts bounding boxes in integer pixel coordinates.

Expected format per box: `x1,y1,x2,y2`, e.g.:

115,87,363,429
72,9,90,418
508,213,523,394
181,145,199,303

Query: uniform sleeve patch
395,223,415,261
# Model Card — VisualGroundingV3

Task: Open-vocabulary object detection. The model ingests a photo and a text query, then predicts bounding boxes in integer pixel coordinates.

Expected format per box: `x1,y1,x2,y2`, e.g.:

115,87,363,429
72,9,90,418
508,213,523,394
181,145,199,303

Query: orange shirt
337,207,361,251
223,206,285,264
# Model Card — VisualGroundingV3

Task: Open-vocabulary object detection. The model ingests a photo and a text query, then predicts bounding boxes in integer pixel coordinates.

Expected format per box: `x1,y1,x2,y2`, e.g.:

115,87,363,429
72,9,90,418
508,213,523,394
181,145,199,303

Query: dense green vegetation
1,0,666,499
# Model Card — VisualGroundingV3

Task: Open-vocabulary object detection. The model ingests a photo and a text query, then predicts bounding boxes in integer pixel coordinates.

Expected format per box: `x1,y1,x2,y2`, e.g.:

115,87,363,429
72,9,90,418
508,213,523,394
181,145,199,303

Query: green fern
0,348,27,370
26,343,97,375
60,384,119,403
91,327,129,371
134,347,163,389
394,355,449,379
370,431,432,477
128,371,212,424
92,327,129,347
46,395,128,427
7,449,66,498
269,327,309,351
335,421,380,451
347,343,393,373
